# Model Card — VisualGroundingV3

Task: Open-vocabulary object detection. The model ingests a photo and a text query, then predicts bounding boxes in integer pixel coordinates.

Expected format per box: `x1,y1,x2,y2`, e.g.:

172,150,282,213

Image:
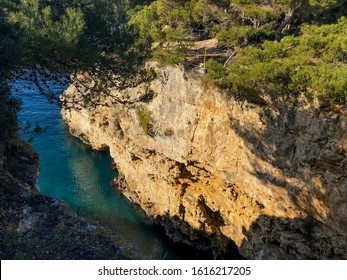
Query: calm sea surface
11,77,209,260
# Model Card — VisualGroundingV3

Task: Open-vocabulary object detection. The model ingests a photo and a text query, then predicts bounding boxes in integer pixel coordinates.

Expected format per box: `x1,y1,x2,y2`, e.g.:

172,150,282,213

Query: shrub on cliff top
205,17,347,103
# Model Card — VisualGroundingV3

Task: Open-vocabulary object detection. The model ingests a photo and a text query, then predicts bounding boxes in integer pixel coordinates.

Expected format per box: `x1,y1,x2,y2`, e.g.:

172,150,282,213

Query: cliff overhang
61,65,347,259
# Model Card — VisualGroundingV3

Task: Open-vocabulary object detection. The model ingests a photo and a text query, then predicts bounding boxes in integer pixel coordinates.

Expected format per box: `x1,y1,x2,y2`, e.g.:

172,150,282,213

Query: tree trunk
275,7,299,42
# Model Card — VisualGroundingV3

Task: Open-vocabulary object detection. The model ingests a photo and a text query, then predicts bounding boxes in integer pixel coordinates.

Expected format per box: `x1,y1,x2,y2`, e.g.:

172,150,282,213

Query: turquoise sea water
11,77,210,260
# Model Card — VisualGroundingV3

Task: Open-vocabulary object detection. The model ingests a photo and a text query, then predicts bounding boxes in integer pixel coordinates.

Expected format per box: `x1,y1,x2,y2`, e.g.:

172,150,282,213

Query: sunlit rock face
61,65,347,259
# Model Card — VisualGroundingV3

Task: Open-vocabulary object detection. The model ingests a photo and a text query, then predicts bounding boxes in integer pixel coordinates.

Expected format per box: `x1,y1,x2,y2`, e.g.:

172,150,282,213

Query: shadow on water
11,76,216,260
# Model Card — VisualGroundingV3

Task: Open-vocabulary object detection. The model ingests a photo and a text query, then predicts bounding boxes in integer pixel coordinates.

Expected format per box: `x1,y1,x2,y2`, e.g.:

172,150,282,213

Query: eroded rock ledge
0,141,140,259
61,65,347,259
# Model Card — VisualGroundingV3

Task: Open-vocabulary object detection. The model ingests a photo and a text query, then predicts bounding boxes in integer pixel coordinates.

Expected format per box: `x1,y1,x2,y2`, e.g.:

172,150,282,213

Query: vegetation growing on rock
129,0,347,103
0,0,149,259
1,0,347,261
137,107,154,136
2,0,347,107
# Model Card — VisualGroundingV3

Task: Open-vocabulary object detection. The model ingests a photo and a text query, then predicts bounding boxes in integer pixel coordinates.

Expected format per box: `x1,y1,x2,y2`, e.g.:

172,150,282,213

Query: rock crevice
61,66,347,259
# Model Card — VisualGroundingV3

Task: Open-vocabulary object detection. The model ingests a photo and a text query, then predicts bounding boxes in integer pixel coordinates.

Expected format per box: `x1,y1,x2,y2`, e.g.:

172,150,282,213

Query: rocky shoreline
61,65,347,259
0,140,140,260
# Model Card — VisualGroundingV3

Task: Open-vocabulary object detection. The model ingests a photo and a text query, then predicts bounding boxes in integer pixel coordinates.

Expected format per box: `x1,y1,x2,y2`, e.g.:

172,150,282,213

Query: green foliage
205,59,228,88
0,82,21,141
0,0,346,140
7,0,85,70
130,2,163,45
0,0,151,142
152,48,186,65
0,1,21,74
137,108,154,136
128,0,346,67
215,25,253,47
0,0,152,75
206,17,347,102
129,0,231,64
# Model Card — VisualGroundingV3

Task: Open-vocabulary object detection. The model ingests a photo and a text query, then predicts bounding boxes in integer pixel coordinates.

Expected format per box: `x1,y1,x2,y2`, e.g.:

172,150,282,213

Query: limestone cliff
61,65,347,259
0,140,140,259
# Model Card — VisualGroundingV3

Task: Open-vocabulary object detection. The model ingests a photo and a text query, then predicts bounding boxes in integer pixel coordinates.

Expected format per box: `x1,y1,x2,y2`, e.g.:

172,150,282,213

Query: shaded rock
0,141,141,260
61,66,347,259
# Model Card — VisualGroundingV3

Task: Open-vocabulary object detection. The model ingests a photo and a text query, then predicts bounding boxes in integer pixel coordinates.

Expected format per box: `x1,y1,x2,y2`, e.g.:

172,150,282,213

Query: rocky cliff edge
61,65,347,259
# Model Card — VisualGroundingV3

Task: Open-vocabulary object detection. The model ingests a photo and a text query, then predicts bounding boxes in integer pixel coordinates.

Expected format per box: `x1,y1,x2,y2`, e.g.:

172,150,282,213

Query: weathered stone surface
61,66,347,259
0,141,140,260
